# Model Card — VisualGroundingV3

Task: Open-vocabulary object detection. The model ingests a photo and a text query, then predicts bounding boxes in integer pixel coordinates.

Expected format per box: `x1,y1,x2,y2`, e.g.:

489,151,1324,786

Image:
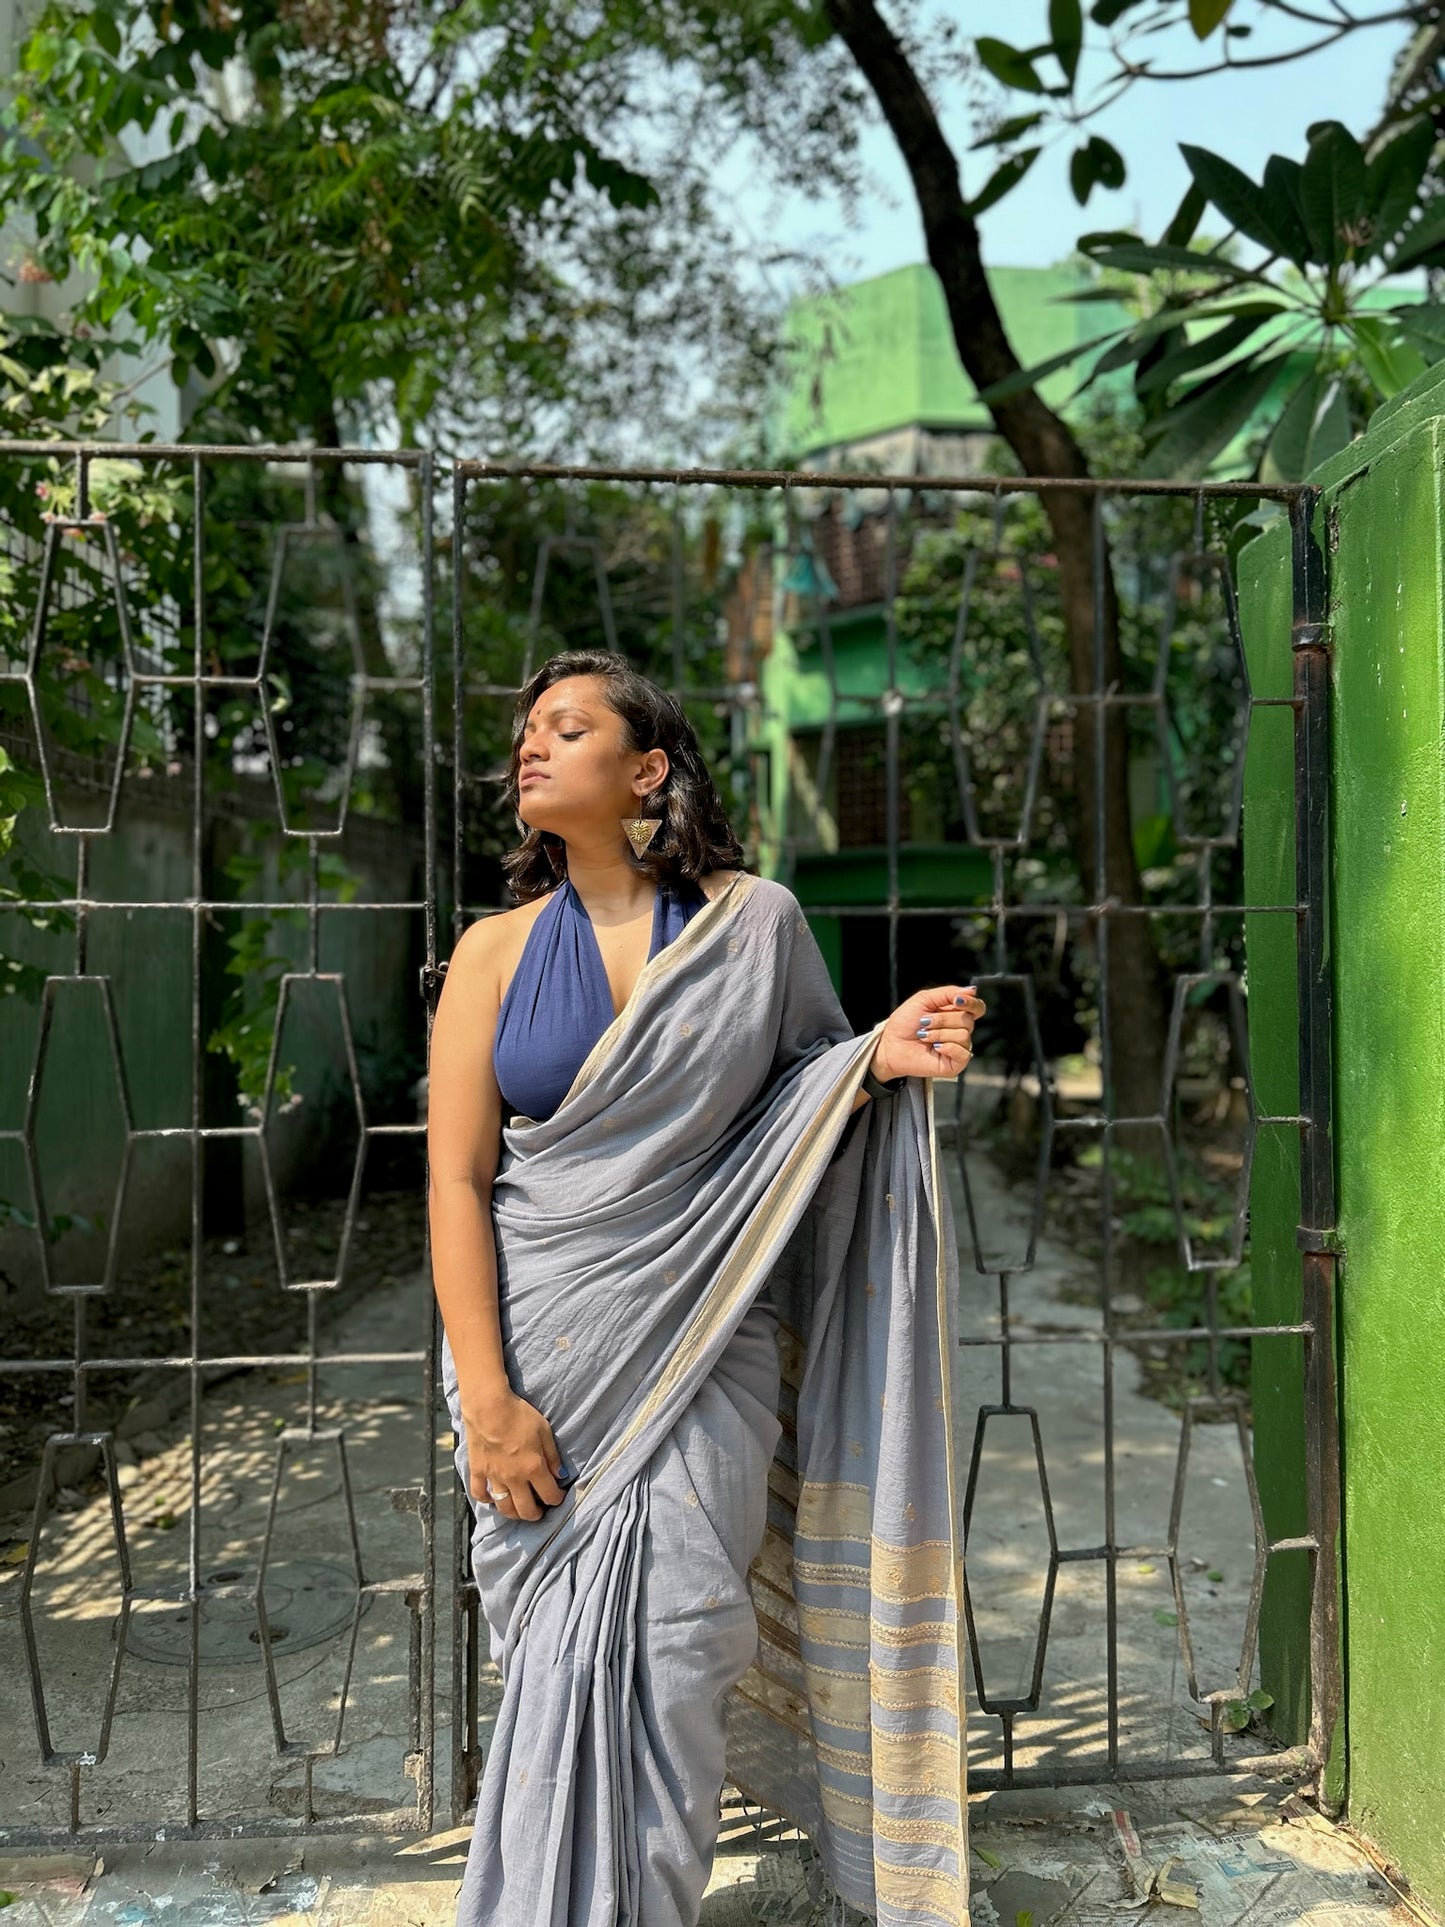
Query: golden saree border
570,1002,883,1510
926,1074,970,1882
563,867,756,1110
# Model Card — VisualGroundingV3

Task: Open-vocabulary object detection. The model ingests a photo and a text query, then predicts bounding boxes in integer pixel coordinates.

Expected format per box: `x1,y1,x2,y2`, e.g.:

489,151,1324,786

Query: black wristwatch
861,1064,904,1100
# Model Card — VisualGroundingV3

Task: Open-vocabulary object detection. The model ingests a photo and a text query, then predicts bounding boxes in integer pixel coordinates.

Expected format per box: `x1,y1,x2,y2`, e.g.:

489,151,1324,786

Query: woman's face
515,674,667,836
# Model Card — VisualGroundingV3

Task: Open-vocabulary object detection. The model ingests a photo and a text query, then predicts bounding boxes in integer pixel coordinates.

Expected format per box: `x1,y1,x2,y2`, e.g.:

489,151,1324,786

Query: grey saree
439,868,969,1926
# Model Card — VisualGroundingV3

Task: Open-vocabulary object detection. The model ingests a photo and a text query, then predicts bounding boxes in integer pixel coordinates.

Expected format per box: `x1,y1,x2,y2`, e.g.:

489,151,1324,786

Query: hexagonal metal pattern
0,447,1338,1840
25,519,139,835
24,974,134,1295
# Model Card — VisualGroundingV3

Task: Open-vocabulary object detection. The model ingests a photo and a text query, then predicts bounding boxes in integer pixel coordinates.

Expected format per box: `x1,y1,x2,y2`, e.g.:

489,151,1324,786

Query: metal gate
0,443,1339,1844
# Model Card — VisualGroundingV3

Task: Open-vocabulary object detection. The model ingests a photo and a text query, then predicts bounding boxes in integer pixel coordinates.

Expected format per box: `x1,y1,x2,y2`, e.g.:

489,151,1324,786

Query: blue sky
728,5,1405,290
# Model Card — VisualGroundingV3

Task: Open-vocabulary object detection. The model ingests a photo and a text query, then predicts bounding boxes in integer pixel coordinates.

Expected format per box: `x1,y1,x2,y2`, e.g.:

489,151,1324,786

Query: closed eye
559,731,585,741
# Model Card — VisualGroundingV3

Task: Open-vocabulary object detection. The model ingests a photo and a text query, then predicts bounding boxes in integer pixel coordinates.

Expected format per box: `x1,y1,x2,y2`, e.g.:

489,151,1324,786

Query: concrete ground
0,1777,1426,1924
0,1081,1430,1924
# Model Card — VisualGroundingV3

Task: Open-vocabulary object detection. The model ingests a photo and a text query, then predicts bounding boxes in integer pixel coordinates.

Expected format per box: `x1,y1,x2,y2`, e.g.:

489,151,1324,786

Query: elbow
427,1168,494,1208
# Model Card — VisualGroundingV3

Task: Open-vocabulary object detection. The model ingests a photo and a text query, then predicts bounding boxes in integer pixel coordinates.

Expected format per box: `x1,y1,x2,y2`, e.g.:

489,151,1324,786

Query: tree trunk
824,0,1170,1146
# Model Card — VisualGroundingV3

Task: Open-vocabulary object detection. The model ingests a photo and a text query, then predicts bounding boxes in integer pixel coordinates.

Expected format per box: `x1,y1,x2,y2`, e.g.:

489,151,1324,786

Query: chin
518,794,561,833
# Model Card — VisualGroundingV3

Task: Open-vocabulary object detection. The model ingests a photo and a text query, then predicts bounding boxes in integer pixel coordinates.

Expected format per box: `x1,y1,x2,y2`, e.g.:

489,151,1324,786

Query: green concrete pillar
1240,362,1445,1914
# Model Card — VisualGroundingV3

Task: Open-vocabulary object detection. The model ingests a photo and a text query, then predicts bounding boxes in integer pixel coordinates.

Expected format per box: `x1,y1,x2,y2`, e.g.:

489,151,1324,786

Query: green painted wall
780,263,1135,456
1238,523,1312,1752
1240,360,1445,1913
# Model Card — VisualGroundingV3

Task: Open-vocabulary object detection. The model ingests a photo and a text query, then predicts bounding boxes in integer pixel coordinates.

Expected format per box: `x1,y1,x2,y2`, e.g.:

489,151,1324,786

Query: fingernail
954,995,967,1005
918,1015,932,1028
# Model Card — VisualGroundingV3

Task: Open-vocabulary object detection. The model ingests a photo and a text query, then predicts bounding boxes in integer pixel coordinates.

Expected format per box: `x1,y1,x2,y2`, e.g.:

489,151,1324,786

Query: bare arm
426,918,564,1524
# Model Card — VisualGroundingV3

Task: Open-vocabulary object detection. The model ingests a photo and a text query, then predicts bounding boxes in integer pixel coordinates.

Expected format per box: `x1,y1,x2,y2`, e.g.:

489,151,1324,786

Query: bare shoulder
446,894,554,998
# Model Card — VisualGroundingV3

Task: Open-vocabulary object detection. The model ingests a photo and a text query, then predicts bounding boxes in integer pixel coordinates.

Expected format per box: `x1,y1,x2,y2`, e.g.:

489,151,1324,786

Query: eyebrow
524,703,593,729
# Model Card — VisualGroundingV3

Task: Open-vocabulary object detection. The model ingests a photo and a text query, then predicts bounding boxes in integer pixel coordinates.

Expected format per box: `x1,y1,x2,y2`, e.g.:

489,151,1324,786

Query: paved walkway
0,1085,1434,1924
0,1776,1426,1924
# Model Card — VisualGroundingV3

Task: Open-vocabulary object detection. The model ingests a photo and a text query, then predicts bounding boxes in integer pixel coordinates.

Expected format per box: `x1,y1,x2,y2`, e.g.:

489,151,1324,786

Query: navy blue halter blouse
493,874,709,1122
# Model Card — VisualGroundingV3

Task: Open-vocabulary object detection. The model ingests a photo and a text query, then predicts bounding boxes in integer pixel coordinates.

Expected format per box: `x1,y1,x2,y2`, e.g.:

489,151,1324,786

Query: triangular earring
621,814,662,856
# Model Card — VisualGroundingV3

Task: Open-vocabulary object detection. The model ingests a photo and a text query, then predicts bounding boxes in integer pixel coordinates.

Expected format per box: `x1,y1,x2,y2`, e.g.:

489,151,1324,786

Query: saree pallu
440,870,969,1926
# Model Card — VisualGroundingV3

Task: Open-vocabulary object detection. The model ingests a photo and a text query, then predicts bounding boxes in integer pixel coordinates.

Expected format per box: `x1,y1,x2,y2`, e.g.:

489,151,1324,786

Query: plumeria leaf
1163,180,1207,248
975,324,1132,403
1351,314,1427,400
1140,352,1290,477
1364,118,1435,260
1181,143,1307,264
1300,121,1367,269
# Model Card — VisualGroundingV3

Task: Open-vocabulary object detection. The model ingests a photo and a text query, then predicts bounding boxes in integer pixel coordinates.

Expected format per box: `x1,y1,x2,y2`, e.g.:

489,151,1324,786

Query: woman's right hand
459,1385,567,1523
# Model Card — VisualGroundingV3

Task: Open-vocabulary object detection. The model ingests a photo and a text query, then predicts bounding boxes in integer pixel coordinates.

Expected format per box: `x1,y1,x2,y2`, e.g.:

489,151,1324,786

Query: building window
836,728,911,848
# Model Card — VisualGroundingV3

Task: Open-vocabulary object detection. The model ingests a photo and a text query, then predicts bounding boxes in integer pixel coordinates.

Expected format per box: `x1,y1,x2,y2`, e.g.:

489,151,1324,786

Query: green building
746,262,1148,1018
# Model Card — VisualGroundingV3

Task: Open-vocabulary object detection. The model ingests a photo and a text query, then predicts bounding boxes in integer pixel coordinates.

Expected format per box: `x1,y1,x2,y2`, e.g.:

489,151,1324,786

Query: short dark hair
500,650,750,901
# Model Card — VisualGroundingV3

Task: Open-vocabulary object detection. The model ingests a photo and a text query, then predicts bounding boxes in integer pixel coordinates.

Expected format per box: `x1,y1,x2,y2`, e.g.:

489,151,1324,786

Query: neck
556,829,656,921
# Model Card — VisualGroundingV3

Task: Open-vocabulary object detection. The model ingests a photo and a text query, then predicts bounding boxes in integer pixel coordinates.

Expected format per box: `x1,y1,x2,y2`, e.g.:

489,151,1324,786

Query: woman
427,648,985,1927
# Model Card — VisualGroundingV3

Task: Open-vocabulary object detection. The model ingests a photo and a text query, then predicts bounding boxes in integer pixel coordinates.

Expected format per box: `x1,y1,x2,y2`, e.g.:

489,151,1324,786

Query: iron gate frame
0,442,1339,1844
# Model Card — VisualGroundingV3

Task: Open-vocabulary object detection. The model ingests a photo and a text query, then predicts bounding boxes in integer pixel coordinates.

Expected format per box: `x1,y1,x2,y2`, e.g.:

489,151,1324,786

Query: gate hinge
1296,1225,1345,1256
1291,619,1331,653
419,961,448,1010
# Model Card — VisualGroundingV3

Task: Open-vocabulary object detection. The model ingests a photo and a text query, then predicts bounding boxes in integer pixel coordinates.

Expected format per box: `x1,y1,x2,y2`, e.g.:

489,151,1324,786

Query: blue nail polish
918,1015,932,1028
954,996,966,1005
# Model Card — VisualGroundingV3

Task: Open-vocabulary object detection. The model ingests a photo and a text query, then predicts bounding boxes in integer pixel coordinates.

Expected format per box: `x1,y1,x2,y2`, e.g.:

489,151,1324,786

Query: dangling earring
621,798,664,858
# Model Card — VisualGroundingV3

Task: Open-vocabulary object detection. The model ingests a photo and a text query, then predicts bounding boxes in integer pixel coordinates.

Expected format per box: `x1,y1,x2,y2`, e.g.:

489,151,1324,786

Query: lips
519,772,549,788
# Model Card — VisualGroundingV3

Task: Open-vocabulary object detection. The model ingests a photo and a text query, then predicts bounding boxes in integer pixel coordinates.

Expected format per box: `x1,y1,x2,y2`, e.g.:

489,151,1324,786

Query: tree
0,0,788,454
803,0,1440,1137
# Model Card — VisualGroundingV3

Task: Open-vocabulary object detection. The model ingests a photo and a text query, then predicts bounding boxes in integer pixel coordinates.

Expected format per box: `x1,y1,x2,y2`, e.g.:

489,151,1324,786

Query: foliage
0,0,830,455
965,3,1435,218
998,117,1445,479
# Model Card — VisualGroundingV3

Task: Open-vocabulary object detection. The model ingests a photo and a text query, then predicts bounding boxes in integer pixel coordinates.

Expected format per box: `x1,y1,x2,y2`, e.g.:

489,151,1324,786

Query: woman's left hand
871,985,986,1084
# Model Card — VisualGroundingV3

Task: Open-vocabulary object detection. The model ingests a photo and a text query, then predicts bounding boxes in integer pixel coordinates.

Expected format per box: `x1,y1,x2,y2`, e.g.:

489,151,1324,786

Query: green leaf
1364,118,1435,259
975,323,1131,403
1391,302,1445,355
974,1847,1003,1871
1049,0,1084,84
966,146,1042,218
1387,196,1445,273
970,111,1045,151
1248,1688,1275,1711
92,8,121,57
1163,181,1207,248
1092,0,1149,21
1180,143,1307,263
1262,155,1311,263
977,37,1045,93
1188,0,1234,36
1134,310,1277,396
1153,1608,1179,1626
1267,372,1354,484
1300,121,1367,269
1350,314,1427,401
1083,240,1262,283
1140,352,1290,477
1070,134,1126,206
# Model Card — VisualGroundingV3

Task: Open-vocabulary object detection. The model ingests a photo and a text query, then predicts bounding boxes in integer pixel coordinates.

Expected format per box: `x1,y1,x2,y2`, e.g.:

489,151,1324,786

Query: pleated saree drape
440,869,970,1926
